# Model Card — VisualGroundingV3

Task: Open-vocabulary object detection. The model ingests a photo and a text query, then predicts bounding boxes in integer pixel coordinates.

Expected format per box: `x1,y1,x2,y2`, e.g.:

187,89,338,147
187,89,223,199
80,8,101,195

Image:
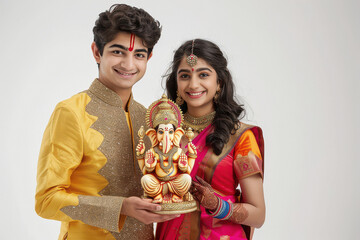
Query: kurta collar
88,78,134,108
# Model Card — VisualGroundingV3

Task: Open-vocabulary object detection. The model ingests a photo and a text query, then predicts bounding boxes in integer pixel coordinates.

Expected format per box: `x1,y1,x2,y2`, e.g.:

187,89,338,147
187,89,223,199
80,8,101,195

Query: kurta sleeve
35,103,126,233
233,130,264,180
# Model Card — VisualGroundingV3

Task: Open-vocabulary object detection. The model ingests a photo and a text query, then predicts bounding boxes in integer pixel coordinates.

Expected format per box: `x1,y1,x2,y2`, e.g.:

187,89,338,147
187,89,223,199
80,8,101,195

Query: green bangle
188,152,197,158
136,153,145,159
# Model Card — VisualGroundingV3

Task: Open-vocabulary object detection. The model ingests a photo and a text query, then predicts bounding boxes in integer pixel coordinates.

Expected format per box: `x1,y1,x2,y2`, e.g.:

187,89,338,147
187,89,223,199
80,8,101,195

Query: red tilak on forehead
128,33,135,51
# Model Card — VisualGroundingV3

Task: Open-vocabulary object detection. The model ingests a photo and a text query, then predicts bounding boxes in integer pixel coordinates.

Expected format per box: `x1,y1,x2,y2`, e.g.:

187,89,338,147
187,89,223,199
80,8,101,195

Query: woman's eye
179,74,190,79
200,73,209,78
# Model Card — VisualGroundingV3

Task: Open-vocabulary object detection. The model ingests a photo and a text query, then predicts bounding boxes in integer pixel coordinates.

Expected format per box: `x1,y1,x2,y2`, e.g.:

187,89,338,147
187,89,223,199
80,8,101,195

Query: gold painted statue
136,95,197,214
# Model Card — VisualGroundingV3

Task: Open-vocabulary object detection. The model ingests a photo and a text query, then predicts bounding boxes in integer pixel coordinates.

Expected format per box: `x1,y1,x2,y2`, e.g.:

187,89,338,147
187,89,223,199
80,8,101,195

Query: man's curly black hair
93,4,161,58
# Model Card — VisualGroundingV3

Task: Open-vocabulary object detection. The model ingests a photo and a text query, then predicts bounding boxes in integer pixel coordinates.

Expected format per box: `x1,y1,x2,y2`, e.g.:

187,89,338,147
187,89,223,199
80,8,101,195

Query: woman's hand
189,176,219,212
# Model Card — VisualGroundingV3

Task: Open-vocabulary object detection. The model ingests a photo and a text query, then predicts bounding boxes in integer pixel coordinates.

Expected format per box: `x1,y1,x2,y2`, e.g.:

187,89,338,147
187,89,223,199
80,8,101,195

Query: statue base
154,200,198,214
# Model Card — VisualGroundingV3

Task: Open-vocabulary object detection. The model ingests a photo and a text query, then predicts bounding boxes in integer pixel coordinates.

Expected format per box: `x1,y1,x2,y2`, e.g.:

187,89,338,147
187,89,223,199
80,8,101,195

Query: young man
35,4,177,240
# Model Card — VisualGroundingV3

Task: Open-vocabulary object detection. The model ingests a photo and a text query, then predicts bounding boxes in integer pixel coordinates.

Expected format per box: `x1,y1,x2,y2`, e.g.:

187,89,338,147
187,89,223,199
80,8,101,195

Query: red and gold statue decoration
136,95,197,214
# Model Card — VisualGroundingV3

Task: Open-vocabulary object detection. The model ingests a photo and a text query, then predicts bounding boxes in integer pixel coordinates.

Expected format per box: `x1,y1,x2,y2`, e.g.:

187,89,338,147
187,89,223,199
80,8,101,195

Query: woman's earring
176,90,184,105
214,89,220,103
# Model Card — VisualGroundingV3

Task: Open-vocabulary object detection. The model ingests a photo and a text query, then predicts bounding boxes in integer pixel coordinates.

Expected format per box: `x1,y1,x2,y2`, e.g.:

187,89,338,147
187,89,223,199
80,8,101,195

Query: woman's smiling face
176,56,219,116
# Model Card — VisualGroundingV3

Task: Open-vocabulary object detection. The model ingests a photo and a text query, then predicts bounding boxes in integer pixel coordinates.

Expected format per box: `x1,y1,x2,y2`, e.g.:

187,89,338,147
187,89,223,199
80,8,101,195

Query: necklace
154,146,178,173
182,111,216,133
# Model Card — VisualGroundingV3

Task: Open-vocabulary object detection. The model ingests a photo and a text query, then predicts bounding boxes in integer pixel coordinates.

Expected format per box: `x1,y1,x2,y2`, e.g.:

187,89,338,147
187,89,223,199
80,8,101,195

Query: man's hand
121,197,180,224
189,176,219,212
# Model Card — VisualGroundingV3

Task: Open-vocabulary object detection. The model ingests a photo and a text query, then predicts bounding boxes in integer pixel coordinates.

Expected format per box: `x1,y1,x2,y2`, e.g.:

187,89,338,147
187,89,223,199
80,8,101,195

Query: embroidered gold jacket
35,79,153,240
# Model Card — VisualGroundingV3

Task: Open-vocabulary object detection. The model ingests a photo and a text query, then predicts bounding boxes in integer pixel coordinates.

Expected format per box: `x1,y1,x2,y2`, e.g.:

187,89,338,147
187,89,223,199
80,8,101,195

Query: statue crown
146,94,183,129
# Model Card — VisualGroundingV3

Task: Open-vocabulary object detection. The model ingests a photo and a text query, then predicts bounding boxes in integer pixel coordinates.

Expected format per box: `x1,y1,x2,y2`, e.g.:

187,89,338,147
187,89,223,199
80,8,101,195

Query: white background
1,0,359,239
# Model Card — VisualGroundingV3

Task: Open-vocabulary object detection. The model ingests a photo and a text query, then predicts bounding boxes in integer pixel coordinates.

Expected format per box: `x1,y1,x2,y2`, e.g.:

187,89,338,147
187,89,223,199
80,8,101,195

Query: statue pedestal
154,200,197,215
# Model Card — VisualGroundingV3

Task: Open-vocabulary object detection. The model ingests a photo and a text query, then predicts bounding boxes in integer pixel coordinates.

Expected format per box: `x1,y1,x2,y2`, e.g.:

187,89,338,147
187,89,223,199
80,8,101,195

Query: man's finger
137,198,162,211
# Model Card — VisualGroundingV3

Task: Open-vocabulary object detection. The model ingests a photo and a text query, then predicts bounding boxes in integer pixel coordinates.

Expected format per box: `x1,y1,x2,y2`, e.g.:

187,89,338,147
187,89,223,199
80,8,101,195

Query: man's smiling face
92,31,149,95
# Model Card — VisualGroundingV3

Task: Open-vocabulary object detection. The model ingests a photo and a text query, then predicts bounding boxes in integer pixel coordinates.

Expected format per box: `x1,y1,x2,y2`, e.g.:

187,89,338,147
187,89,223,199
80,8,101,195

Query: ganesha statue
136,94,197,214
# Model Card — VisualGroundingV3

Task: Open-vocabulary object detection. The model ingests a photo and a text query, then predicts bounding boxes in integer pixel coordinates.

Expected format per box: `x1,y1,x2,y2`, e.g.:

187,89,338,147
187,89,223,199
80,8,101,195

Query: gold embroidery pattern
202,123,251,184
61,195,123,232
61,79,153,239
86,80,153,239
234,151,262,180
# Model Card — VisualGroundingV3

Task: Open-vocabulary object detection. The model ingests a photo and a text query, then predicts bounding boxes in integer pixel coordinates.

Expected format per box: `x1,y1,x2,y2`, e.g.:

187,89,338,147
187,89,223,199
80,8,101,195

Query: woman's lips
186,91,205,98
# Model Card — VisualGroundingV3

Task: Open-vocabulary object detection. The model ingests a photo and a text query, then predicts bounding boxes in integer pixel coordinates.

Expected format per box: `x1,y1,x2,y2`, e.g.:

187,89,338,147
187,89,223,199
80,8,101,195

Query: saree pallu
156,122,264,240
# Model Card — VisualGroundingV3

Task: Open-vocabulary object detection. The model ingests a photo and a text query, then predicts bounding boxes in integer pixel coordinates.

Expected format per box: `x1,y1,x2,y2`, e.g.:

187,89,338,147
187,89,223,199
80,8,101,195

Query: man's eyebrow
109,44,148,54
134,49,148,53
109,44,127,50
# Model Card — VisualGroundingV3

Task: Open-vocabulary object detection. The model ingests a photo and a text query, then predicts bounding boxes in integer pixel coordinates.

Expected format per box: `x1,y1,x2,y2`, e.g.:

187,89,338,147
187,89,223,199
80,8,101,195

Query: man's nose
120,55,134,70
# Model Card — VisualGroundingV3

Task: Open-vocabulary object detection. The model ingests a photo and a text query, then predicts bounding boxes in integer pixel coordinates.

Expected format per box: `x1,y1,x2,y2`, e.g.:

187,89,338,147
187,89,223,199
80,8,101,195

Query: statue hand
178,153,188,171
136,141,145,156
144,150,156,170
189,176,219,212
187,142,197,155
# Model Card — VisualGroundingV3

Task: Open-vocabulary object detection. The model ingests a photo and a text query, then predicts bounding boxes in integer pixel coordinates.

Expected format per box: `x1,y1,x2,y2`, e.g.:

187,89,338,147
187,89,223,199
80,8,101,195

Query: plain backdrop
1,0,359,239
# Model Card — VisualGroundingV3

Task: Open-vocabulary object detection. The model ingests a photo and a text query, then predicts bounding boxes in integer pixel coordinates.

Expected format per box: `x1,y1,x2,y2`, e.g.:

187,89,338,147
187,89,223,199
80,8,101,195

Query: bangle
187,152,197,158
222,202,233,220
136,153,145,159
207,197,233,220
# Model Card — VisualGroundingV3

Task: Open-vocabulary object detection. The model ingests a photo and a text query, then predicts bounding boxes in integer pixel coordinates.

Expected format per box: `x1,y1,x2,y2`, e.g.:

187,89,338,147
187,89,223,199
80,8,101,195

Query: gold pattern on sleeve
61,195,124,233
234,151,263,180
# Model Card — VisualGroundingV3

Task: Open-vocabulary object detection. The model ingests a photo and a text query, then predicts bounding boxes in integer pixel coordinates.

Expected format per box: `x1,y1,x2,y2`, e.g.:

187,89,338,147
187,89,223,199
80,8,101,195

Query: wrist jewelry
207,197,233,220
136,153,145,159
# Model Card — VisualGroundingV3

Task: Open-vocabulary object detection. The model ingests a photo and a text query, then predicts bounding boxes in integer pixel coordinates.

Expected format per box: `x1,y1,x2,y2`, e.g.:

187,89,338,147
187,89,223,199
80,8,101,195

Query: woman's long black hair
165,39,245,155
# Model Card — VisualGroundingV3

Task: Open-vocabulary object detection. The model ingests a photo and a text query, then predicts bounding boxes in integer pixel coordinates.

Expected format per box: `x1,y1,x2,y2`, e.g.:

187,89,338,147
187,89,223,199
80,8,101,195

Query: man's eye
113,50,122,54
136,53,146,58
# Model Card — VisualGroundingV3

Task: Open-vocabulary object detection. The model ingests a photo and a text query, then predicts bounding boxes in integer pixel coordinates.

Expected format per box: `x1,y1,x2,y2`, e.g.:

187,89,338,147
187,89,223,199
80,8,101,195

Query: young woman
156,39,265,240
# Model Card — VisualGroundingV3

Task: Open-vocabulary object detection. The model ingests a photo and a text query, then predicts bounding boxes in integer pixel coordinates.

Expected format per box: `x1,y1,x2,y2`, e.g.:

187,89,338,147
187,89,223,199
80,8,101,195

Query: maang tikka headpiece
186,39,198,71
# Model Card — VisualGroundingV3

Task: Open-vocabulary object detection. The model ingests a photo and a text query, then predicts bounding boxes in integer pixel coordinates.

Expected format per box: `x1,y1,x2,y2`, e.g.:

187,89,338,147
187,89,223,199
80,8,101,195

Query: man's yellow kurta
35,79,153,240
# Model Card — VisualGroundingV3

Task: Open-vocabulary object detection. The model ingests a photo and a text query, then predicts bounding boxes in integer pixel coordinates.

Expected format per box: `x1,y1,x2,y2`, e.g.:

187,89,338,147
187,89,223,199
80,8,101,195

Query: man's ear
148,51,153,60
91,42,101,64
